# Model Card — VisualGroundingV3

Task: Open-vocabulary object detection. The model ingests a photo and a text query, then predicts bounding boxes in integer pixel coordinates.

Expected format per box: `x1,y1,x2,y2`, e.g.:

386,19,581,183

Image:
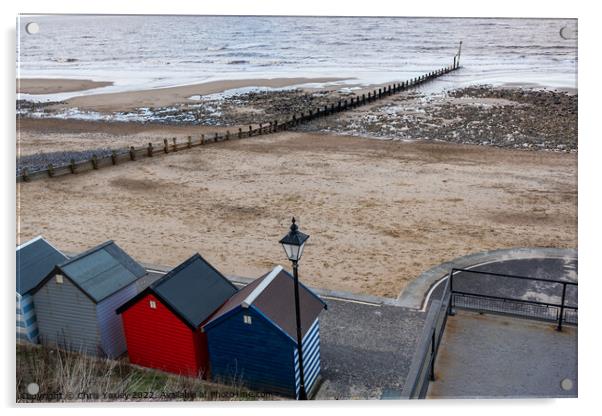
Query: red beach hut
116,253,237,377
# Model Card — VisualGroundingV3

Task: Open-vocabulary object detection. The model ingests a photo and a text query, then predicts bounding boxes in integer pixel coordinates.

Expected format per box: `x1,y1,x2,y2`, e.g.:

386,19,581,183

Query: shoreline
17,78,113,94
18,76,351,113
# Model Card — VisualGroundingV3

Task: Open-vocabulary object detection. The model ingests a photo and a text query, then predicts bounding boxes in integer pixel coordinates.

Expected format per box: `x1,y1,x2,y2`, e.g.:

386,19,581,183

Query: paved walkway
427,310,577,399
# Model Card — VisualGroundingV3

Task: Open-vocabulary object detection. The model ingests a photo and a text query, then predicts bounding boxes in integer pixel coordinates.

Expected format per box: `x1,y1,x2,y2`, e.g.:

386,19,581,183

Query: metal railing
449,268,578,330
402,265,577,399
401,278,451,399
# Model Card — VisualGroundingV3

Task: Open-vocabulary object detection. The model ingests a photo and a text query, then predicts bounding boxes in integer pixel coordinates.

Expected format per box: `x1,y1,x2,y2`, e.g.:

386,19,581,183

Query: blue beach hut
16,236,68,343
202,265,327,398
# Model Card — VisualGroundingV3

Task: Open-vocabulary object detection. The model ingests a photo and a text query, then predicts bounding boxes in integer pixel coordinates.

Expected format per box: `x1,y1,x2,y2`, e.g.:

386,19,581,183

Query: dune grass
16,342,276,402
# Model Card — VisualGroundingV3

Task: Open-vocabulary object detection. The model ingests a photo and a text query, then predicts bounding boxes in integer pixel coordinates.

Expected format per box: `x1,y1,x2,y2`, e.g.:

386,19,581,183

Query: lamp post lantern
279,217,309,400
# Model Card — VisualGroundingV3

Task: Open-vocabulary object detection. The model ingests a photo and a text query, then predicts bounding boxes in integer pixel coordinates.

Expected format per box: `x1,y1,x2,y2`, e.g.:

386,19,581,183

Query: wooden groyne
18,61,461,183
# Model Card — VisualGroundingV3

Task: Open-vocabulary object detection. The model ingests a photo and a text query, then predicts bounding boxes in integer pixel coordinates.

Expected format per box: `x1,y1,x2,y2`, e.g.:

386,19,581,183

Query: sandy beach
16,130,577,298
18,78,113,94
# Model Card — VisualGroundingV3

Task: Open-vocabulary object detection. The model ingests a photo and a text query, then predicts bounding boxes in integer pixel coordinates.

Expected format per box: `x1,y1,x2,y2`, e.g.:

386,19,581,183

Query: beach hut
116,253,238,377
16,236,68,343
202,265,327,398
30,240,147,357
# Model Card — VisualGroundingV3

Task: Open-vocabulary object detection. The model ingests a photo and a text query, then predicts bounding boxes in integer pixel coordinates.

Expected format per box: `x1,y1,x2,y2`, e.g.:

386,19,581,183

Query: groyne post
163,139,169,154
148,143,154,157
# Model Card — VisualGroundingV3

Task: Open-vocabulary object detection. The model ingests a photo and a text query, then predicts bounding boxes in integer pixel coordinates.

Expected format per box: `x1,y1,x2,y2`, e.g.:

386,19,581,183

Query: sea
17,15,578,102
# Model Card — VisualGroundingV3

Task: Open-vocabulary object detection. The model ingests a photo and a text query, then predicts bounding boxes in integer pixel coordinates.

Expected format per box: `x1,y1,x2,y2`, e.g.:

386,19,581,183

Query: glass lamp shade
282,241,306,262
279,217,309,262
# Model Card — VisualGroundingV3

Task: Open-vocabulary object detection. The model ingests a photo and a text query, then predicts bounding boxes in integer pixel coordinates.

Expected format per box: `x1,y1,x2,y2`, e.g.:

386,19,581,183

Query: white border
3,2,601,416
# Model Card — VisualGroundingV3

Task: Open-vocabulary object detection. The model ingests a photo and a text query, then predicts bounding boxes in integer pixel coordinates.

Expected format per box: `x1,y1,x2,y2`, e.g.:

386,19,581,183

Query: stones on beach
297,85,577,152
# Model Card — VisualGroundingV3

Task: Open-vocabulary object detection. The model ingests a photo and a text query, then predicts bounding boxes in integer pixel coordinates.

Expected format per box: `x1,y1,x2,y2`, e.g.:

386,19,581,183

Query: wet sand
53,77,348,112
16,131,577,298
18,79,113,94
17,118,235,157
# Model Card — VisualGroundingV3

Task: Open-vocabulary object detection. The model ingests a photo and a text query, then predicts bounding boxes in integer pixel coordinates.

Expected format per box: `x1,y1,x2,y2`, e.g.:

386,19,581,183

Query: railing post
557,283,567,331
448,269,455,316
430,331,436,381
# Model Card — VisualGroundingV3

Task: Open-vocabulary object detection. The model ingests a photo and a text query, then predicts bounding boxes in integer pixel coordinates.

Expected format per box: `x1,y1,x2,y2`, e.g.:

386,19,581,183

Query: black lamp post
279,217,309,400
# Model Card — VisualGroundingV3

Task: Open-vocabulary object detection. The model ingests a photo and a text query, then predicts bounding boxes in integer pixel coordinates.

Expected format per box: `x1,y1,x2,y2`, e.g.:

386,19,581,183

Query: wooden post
214,132,219,142
226,130,230,140
274,120,278,131
330,103,335,113
259,123,263,135
91,154,98,169
148,143,154,157
130,146,136,161
249,125,253,136
111,150,118,165
187,136,192,148
368,92,371,101
47,163,54,177
22,168,30,182
201,134,205,144
337,101,341,111
69,158,76,173
172,137,177,152
164,138,169,154
239,128,242,138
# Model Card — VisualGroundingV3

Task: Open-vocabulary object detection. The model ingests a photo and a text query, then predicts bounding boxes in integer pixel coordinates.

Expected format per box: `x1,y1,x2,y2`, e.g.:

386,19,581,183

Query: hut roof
203,265,327,342
117,253,238,329
17,236,68,296
33,240,147,303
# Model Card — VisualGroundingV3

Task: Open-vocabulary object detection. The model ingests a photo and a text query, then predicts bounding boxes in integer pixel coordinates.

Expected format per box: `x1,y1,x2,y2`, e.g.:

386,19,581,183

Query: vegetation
16,343,276,402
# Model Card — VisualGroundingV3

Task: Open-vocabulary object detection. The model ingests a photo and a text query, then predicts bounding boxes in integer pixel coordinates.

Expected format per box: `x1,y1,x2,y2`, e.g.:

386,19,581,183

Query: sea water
17,15,577,101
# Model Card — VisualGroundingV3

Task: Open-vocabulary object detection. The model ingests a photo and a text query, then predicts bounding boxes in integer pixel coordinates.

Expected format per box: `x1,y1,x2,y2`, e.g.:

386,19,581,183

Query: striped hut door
294,318,321,398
